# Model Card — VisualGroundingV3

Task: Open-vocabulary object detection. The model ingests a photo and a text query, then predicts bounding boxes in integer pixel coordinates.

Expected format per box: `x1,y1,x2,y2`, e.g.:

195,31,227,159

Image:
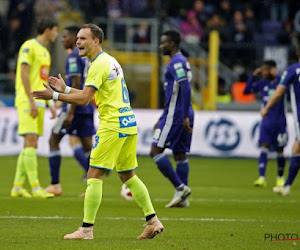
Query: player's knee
174,153,186,161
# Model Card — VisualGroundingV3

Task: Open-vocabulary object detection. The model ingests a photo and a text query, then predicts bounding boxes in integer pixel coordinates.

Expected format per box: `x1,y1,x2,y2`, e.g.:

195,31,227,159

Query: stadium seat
231,81,256,104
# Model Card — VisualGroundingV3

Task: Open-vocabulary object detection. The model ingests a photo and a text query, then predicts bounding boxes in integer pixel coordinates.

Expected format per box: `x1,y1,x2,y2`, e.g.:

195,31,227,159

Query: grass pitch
0,156,299,249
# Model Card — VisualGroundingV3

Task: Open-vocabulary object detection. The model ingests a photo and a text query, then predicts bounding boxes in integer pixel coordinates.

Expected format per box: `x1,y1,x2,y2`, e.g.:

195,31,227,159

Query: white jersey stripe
289,85,300,141
53,112,67,134
158,80,179,147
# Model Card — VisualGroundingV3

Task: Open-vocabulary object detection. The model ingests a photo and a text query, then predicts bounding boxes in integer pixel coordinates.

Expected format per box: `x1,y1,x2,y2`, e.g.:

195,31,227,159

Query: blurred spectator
277,19,295,45
132,23,150,44
180,10,204,44
122,0,146,17
218,0,232,24
35,0,64,21
80,0,107,22
217,77,231,103
192,0,209,26
229,10,252,43
270,0,289,22
0,14,8,73
204,13,228,42
244,4,256,35
107,0,122,20
7,0,34,41
5,13,23,60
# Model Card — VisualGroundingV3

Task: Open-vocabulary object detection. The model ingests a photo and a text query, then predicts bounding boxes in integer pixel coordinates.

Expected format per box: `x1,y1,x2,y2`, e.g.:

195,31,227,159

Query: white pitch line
1,196,298,203
0,216,299,223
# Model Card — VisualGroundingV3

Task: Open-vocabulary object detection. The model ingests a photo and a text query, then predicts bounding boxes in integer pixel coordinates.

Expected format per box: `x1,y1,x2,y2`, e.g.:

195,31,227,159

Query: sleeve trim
85,84,99,90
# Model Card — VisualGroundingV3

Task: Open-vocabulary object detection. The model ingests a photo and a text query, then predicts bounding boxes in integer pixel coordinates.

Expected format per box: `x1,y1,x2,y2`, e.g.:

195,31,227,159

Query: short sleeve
169,61,188,83
18,41,33,66
85,61,109,90
280,69,294,88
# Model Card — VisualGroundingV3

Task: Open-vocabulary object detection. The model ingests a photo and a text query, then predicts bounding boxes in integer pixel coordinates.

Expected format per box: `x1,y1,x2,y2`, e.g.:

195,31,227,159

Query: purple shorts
53,111,96,137
259,120,287,148
152,121,193,153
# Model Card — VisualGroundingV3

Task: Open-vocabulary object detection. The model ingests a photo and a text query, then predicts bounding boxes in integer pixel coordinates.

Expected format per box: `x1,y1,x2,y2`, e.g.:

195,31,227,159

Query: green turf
0,156,299,249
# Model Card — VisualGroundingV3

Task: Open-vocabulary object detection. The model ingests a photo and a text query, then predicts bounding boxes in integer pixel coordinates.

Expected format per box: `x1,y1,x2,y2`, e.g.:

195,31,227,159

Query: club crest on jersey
119,115,137,128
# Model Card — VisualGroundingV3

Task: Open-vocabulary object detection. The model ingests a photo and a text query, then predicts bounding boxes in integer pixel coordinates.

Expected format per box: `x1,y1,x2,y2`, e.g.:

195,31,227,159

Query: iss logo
205,118,240,151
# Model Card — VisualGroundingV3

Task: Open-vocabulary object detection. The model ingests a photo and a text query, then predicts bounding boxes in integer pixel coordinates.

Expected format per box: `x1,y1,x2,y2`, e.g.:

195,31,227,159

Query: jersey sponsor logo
40,65,49,81
119,115,137,128
205,118,240,151
280,70,287,84
118,107,132,113
176,68,186,78
69,62,78,73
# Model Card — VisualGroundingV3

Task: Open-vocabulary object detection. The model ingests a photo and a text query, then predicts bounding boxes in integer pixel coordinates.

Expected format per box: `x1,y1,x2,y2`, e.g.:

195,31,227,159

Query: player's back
85,52,137,135
15,39,51,107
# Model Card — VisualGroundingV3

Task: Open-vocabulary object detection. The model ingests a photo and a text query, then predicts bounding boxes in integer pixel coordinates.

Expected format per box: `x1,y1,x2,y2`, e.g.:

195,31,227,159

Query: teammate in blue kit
262,48,300,196
150,30,194,208
45,26,96,196
244,60,287,188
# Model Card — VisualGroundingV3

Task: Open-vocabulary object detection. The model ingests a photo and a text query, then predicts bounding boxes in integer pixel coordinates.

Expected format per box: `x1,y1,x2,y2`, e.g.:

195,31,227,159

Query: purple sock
153,153,183,188
49,150,61,184
73,145,89,173
176,159,189,185
285,155,300,186
276,153,286,177
258,149,268,177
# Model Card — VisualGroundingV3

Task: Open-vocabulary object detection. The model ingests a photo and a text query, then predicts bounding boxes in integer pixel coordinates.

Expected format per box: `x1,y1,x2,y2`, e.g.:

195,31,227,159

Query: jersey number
121,78,130,103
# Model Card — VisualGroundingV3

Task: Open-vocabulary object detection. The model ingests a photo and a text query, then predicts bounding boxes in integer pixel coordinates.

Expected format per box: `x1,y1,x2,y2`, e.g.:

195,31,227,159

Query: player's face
61,30,74,50
48,26,58,43
76,28,97,58
160,35,171,55
261,65,269,79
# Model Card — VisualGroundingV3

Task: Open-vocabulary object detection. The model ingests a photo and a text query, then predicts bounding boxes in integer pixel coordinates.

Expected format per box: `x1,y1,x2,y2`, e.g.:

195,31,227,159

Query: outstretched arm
32,83,96,106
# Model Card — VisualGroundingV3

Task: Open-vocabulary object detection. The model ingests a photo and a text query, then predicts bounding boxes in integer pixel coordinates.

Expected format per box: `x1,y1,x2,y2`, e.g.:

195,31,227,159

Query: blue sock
276,153,286,177
258,148,268,177
176,159,189,185
153,153,183,188
49,150,61,184
73,145,89,173
285,155,300,186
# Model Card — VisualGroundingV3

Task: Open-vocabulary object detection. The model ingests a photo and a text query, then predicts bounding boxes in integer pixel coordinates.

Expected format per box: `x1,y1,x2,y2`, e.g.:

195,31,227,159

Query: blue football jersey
64,47,94,114
280,63,300,122
161,52,194,125
244,74,286,124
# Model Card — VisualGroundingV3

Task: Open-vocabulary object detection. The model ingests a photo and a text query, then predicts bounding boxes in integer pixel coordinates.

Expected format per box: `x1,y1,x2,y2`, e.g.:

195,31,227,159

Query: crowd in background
0,0,300,101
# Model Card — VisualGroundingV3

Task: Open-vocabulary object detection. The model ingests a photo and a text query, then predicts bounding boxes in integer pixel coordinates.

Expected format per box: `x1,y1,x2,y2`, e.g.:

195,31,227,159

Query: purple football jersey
160,52,194,125
244,74,286,125
63,47,94,114
280,63,300,123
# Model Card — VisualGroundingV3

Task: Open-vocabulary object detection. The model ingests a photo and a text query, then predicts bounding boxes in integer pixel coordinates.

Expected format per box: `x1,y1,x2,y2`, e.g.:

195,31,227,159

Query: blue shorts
152,121,193,153
53,111,96,137
259,120,287,148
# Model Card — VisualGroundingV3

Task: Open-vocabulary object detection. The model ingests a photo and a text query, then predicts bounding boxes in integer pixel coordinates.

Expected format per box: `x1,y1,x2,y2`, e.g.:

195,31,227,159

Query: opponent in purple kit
244,60,287,188
262,47,300,196
150,30,193,208
45,26,95,196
